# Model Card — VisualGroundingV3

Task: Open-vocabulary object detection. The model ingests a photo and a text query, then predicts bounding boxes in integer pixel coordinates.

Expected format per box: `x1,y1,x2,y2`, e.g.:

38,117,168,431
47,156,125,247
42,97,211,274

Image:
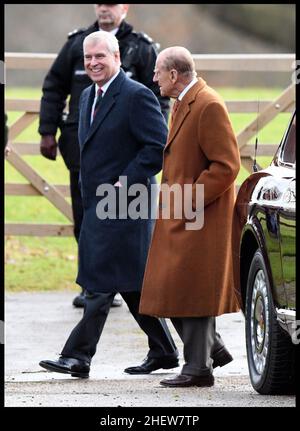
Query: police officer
38,4,170,308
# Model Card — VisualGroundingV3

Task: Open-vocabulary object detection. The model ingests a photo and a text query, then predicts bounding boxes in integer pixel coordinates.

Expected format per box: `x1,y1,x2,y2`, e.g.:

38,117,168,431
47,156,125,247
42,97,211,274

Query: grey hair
161,47,196,78
83,31,119,54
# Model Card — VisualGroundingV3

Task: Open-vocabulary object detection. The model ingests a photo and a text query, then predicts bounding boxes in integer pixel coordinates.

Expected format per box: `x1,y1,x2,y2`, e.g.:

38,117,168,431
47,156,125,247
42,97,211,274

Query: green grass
5,236,78,292
5,86,293,292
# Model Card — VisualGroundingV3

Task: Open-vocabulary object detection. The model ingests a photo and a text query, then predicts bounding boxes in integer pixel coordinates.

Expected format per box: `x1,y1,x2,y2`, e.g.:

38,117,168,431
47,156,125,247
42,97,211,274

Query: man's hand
40,135,58,160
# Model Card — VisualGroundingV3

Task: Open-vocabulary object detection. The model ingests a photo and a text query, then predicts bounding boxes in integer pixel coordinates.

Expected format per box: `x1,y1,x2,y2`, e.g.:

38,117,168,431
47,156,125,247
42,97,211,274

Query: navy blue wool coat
76,69,167,293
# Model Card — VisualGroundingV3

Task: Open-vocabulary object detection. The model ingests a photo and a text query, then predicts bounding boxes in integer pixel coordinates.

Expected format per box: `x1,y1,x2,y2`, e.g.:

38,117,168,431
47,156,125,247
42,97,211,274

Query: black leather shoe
73,291,123,308
72,290,86,308
39,357,90,378
124,356,179,374
160,373,214,388
212,347,233,368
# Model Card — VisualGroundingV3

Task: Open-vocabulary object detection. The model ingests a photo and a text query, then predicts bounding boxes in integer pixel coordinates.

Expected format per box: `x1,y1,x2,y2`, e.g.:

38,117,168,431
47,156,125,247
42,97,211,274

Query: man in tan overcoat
139,46,241,388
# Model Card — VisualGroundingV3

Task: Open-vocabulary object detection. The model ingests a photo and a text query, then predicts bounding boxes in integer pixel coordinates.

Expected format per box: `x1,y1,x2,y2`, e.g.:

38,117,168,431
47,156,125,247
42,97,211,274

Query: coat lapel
82,85,95,140
82,69,126,148
165,78,206,151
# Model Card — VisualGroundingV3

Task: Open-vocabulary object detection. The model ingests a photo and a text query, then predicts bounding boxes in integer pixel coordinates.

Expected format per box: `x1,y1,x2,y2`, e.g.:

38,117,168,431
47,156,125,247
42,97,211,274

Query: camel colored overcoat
139,78,241,317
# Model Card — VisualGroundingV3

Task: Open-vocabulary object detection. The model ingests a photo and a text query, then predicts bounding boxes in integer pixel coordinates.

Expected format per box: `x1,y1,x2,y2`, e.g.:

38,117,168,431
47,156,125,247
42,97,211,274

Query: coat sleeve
38,38,74,136
120,86,168,187
193,101,241,208
77,90,86,148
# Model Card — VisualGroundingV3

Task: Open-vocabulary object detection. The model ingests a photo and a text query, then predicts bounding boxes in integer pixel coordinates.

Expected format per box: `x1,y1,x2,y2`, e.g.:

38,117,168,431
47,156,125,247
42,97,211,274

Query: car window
279,115,295,166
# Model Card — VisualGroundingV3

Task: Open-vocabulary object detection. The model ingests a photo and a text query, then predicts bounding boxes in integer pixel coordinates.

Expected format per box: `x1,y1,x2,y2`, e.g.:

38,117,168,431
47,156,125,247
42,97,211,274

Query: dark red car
232,112,296,395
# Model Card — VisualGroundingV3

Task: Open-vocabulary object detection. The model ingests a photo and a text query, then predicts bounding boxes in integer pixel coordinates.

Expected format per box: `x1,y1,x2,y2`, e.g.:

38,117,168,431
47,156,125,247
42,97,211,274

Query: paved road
4,292,295,407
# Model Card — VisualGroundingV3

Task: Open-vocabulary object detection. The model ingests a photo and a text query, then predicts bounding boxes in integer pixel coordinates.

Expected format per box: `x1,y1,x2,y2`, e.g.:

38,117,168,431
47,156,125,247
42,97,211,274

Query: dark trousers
69,170,84,243
70,170,84,295
61,290,178,363
171,317,225,376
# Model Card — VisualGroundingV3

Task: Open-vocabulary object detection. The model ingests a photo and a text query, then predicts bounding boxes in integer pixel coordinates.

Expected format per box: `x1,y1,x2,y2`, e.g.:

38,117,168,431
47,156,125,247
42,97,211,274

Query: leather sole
39,361,89,379
160,381,214,388
72,298,123,308
124,360,179,374
160,378,214,388
161,361,180,370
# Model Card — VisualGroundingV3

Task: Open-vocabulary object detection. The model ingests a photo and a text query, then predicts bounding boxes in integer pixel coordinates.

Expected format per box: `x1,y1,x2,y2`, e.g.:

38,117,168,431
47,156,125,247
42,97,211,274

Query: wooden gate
5,53,296,236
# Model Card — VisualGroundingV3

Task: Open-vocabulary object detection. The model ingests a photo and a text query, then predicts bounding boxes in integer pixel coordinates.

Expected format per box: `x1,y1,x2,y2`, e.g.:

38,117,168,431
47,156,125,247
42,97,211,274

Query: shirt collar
98,26,119,36
178,77,198,101
95,70,120,96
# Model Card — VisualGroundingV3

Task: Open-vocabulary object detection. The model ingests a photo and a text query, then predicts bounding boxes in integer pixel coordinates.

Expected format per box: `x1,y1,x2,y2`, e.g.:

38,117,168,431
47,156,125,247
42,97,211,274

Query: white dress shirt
90,70,120,124
178,76,198,101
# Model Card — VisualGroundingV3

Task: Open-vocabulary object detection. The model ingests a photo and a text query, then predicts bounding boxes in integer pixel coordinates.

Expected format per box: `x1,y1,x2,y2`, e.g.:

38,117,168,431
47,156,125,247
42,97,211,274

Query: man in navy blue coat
39,31,178,378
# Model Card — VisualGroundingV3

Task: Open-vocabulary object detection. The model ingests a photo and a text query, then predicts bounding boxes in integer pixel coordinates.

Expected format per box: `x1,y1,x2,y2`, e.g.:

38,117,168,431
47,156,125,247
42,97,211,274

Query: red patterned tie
170,99,180,126
92,87,103,120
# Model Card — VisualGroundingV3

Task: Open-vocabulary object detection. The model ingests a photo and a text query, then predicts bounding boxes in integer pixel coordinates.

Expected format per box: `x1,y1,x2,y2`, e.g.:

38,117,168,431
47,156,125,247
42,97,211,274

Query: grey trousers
171,316,225,376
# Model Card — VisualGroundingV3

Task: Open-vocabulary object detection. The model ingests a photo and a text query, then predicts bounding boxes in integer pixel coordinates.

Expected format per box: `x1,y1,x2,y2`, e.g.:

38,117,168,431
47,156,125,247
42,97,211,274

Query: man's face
84,40,120,86
94,4,128,28
153,55,174,98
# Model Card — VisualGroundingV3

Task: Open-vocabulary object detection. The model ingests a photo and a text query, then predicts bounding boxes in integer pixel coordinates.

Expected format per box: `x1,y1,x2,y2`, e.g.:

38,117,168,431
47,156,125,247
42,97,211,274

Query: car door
277,115,296,309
